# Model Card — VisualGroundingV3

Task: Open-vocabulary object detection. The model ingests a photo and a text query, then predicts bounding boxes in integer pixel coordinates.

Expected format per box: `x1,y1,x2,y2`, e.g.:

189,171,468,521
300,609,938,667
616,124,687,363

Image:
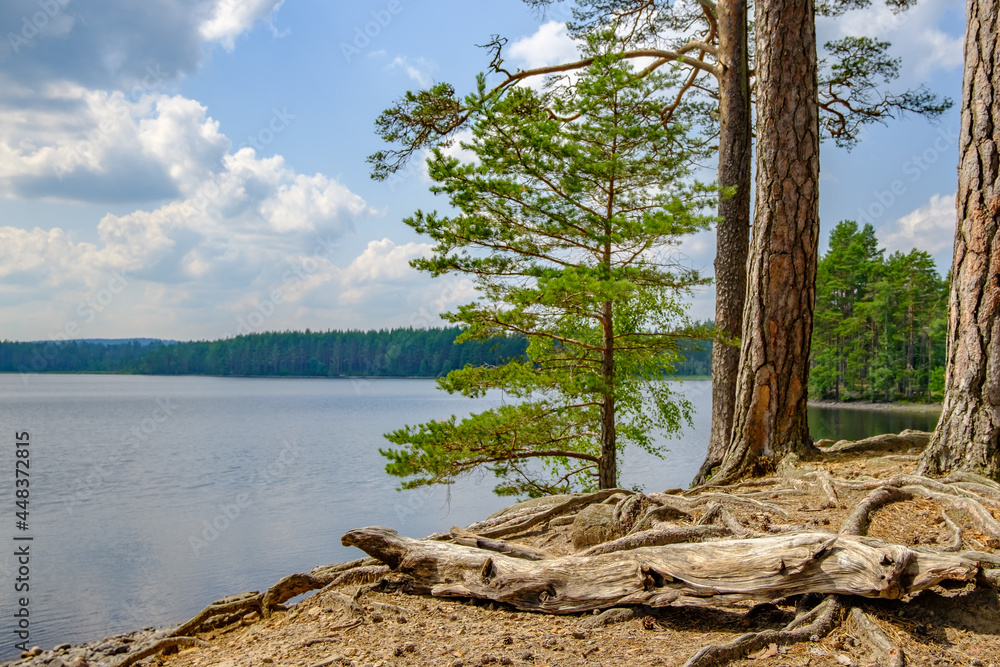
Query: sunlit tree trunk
710,0,821,484
918,0,1000,479
695,0,753,486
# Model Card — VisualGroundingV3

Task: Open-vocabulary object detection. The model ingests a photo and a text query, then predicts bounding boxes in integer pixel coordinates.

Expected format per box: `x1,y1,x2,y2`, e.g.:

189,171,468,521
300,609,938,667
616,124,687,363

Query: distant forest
810,222,948,403
0,328,714,379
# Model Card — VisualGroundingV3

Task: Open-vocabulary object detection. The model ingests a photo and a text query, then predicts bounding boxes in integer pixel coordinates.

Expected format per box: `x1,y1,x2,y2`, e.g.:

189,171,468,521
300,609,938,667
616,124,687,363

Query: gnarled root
478,488,633,539
111,636,211,667
847,607,905,667
170,591,262,637
681,595,843,667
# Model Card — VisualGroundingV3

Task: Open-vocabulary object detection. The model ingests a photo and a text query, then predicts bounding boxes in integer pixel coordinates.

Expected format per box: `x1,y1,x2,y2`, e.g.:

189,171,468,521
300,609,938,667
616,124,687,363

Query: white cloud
508,21,579,70
879,192,956,255
0,139,374,338
0,84,233,202
817,0,963,80
199,0,286,51
387,55,435,87
343,238,431,284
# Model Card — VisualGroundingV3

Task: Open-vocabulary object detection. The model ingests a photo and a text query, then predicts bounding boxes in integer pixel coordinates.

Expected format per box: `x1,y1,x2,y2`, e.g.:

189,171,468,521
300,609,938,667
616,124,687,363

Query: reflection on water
809,405,939,442
0,375,938,658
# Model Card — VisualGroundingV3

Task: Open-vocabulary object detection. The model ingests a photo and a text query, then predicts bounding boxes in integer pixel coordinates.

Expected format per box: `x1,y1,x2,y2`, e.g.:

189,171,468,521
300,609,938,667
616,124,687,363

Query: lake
0,375,939,659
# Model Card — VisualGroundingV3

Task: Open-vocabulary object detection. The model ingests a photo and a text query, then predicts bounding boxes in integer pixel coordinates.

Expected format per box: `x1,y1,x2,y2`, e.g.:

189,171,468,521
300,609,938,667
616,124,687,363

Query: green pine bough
381,34,716,497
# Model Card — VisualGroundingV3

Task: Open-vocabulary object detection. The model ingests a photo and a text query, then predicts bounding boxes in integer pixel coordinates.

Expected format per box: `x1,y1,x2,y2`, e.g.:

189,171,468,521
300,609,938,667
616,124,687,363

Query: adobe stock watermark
54,64,169,181
854,125,958,228
188,437,300,555
384,156,423,193
62,396,178,514
340,0,403,63
234,235,338,336
17,268,131,383
237,107,295,153
409,275,470,329
7,0,70,54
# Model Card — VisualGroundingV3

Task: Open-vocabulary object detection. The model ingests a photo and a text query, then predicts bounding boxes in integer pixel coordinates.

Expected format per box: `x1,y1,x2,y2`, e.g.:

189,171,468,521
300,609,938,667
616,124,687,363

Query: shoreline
808,399,942,413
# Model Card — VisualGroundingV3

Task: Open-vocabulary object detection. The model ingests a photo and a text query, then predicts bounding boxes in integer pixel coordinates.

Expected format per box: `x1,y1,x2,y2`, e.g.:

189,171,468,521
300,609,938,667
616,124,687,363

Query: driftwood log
342,526,977,613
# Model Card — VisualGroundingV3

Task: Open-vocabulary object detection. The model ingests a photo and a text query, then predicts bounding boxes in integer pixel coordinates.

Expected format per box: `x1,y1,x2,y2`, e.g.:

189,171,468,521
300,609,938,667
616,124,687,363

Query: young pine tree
381,40,715,496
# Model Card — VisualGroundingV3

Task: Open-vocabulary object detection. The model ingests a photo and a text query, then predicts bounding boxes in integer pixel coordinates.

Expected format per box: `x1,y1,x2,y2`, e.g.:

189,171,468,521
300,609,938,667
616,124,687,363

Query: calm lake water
0,375,939,659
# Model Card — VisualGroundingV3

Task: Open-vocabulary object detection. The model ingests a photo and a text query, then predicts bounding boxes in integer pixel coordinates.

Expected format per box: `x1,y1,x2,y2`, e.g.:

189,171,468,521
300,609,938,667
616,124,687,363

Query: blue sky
0,0,965,341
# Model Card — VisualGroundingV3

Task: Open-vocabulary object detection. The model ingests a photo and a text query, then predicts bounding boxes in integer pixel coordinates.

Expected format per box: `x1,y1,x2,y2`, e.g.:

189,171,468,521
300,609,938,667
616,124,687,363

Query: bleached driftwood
342,526,976,614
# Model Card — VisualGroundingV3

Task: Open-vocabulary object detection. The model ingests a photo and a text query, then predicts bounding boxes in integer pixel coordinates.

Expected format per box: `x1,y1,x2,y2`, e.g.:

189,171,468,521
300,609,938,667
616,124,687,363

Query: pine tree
381,38,714,496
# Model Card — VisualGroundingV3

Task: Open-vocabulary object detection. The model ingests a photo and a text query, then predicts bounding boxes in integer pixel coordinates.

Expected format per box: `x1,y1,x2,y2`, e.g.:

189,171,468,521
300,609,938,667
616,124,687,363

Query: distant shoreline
809,399,942,413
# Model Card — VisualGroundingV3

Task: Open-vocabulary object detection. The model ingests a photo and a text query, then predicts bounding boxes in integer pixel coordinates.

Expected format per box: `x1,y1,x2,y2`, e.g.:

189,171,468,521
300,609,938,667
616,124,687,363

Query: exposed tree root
613,493,662,533
478,488,633,538
840,486,913,536
697,502,751,537
680,595,843,667
824,430,931,454
133,434,1000,667
324,564,391,589
940,510,964,551
696,477,783,493
450,526,552,560
579,524,731,555
902,486,1000,541
800,470,840,507
111,636,211,667
465,500,568,533
847,607,906,667
628,503,695,534
170,592,262,636
578,606,642,628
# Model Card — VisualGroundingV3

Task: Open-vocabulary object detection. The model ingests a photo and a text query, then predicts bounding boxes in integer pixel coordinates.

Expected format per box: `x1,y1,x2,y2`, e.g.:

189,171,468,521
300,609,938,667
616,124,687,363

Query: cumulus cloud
879,192,956,256
0,85,231,203
0,136,375,339
0,0,285,89
508,21,579,70
200,0,287,50
817,0,963,80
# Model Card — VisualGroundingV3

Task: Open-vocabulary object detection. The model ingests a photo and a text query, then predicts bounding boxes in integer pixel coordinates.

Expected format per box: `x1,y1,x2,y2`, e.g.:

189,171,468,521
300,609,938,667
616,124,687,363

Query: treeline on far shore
0,327,714,379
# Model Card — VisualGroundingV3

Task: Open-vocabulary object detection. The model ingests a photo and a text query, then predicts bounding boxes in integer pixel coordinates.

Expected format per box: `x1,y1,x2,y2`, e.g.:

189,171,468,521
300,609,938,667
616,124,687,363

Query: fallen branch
342,527,976,613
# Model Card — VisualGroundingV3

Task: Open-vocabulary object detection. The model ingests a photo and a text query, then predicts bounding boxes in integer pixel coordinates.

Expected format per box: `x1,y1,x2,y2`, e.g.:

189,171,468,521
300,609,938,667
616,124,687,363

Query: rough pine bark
599,299,617,489
711,0,821,484
919,0,1000,479
695,0,753,485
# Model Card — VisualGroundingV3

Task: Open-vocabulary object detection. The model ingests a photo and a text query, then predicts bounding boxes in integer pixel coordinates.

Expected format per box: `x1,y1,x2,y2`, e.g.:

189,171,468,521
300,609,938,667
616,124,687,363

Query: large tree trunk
710,0,821,484
695,0,753,486
918,0,1000,479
